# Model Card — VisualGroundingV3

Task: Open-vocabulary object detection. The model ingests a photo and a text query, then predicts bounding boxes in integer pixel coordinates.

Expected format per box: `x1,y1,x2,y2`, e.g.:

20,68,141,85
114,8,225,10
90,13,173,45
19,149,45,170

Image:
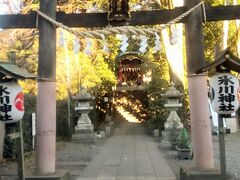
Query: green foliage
205,0,224,6
203,21,223,61
57,0,109,13
21,0,39,13
178,128,191,149
146,50,170,130
56,99,72,137
3,124,17,159
55,31,117,99
22,93,37,150
169,121,182,143
203,20,239,62
205,0,240,6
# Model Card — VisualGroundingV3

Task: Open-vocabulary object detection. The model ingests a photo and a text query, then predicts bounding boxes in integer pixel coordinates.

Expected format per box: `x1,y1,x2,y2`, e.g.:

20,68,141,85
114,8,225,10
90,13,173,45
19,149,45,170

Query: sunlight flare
116,106,141,123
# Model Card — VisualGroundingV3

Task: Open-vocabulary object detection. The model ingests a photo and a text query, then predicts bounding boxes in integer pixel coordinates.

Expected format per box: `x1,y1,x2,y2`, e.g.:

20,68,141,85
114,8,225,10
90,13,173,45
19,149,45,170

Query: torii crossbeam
0,5,240,28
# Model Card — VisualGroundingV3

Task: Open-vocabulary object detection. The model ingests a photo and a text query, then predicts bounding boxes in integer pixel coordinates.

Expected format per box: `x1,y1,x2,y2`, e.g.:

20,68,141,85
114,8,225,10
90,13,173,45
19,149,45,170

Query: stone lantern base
161,111,183,143
72,125,96,143
72,133,96,143
72,114,96,143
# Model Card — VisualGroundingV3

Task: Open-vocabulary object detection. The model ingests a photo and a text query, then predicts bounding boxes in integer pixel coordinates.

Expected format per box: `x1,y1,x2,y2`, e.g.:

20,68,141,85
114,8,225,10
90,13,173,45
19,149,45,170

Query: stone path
74,122,176,180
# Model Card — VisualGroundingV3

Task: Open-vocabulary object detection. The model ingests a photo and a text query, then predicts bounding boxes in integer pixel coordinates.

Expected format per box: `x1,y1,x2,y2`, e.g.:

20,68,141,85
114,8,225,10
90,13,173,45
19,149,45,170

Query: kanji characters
217,75,237,113
0,85,12,121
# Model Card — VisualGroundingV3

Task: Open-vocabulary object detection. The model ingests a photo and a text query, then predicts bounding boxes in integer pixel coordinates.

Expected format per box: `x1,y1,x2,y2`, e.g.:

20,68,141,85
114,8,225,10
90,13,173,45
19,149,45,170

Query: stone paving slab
97,165,118,177
75,122,176,180
97,178,116,180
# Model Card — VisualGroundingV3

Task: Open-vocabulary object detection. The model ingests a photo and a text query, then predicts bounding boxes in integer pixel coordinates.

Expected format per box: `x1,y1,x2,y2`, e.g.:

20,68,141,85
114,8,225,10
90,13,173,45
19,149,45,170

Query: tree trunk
222,0,230,50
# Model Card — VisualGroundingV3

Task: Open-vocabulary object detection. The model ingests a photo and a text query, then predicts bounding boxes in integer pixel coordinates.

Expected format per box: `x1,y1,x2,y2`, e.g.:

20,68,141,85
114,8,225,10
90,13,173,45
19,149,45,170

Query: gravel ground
0,139,105,180
56,139,105,179
213,132,240,179
159,131,240,180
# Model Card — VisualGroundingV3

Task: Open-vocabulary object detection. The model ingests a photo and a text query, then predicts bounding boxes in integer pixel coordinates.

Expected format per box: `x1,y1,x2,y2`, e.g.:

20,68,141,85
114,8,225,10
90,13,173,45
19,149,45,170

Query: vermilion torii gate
1,0,240,177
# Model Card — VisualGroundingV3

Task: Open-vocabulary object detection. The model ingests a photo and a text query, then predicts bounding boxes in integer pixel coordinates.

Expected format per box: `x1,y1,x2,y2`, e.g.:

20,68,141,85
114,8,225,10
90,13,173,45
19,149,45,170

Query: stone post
0,121,5,161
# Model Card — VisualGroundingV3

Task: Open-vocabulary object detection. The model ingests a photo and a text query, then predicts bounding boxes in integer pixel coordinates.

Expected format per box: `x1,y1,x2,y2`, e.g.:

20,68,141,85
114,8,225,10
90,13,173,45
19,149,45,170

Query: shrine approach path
75,119,176,180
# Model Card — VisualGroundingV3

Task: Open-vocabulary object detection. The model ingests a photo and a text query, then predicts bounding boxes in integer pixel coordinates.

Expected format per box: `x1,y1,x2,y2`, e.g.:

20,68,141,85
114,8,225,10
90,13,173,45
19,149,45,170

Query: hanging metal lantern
0,81,24,122
108,0,130,22
209,73,239,115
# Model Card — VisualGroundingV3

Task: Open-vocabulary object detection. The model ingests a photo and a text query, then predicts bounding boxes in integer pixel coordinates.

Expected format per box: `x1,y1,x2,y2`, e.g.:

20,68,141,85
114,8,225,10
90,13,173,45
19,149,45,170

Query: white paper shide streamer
59,30,65,47
84,38,92,55
73,36,81,54
170,28,179,45
154,33,161,52
139,35,148,53
101,35,109,53
118,34,129,53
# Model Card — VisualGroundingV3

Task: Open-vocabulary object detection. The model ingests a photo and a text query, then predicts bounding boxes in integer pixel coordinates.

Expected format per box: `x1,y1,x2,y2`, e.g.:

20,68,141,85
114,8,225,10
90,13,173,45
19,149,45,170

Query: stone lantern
162,83,184,143
72,87,96,142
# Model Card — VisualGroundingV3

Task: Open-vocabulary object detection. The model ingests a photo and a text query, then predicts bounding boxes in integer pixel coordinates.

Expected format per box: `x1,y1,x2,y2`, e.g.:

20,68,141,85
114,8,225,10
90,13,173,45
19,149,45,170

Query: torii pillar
185,0,214,170
36,0,57,174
